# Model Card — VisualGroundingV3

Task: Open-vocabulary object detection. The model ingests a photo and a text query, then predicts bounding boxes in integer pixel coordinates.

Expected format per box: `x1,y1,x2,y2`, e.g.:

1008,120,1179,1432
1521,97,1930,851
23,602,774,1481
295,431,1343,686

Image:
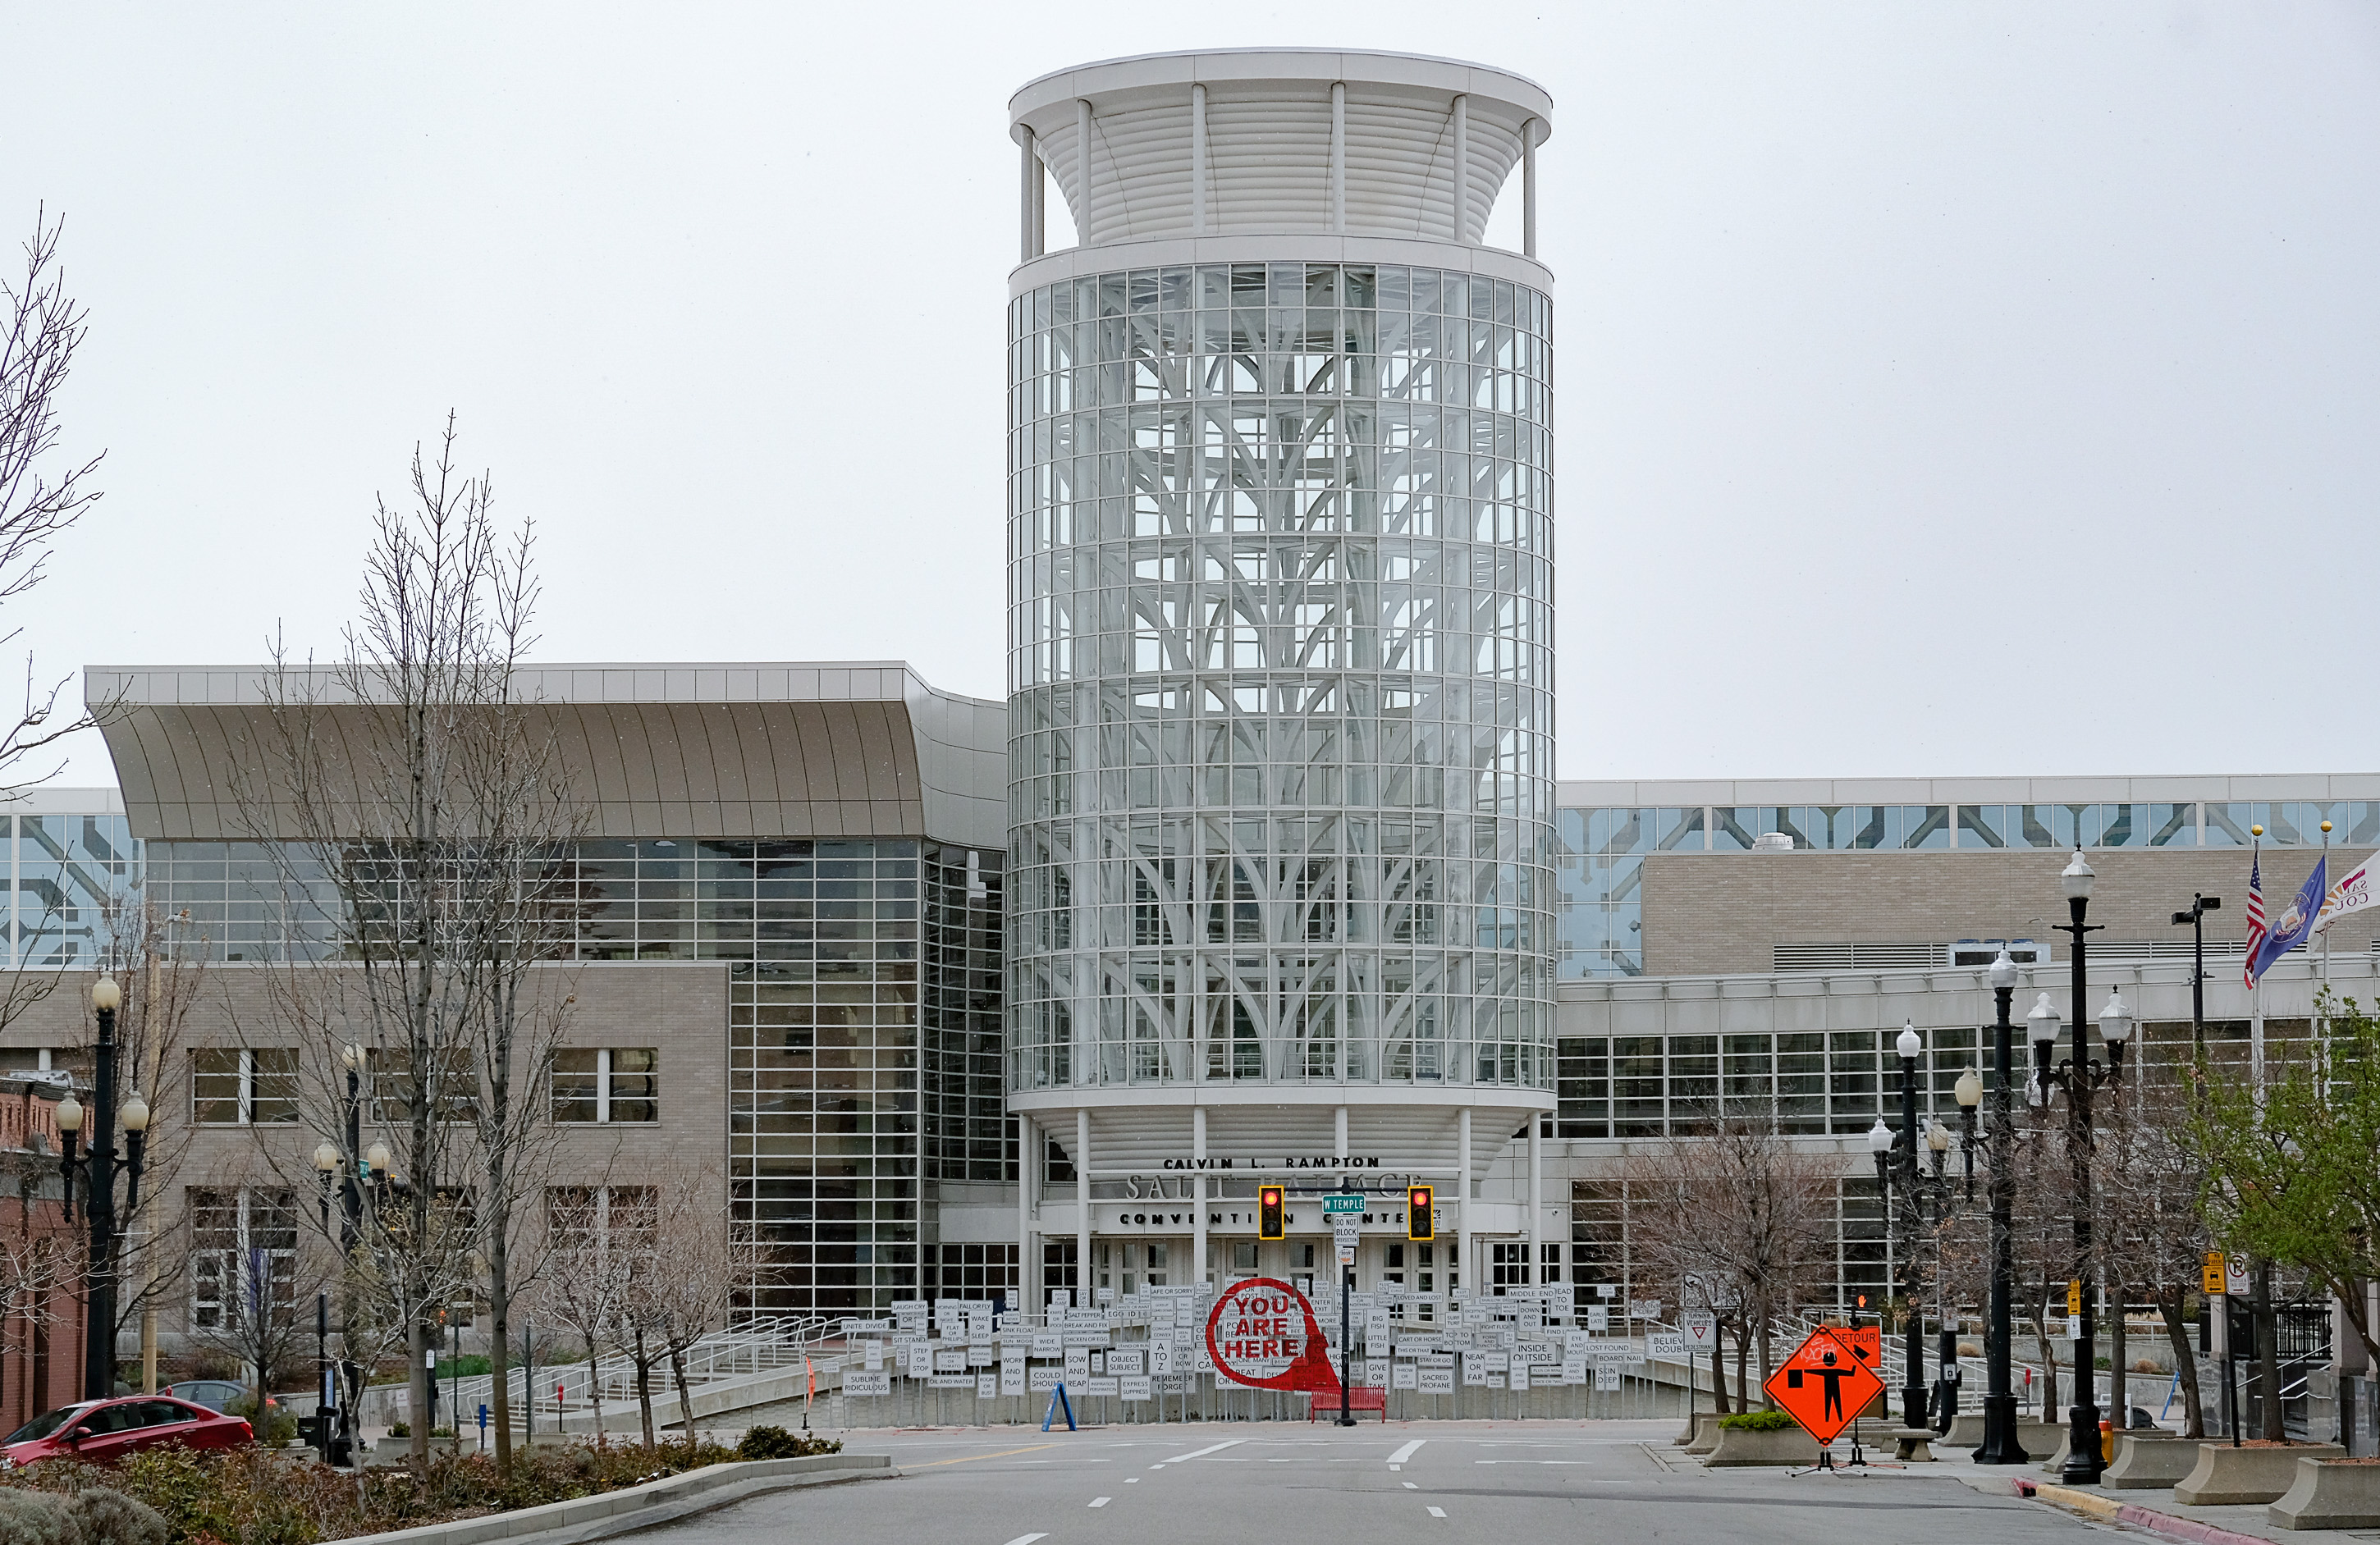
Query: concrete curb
2015,1478,2272,1545
330,1453,897,1545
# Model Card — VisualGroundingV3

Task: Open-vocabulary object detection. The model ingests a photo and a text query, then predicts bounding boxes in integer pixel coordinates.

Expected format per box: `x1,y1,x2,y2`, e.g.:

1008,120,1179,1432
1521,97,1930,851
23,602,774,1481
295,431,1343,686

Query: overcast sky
4,2,2376,789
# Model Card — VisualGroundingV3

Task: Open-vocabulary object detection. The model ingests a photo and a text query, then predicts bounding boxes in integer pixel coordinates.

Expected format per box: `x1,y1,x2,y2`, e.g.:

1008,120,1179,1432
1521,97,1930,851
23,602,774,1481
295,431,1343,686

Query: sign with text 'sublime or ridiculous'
1205,1278,1340,1393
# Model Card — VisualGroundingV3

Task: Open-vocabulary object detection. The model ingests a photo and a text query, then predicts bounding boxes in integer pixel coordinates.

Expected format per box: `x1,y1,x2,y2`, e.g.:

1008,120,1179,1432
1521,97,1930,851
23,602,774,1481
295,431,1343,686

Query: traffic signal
1258,1186,1286,1241
1407,1185,1435,1242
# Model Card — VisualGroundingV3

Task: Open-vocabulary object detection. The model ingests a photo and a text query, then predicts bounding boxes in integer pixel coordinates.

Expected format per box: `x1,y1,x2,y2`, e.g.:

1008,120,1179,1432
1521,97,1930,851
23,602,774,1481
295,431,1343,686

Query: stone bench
2175,1442,2346,1506
1891,1428,1936,1462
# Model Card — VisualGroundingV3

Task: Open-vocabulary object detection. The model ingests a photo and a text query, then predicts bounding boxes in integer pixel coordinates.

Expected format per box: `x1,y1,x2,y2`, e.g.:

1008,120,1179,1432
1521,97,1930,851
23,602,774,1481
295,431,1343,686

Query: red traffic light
1258,1185,1286,1241
1407,1184,1435,1241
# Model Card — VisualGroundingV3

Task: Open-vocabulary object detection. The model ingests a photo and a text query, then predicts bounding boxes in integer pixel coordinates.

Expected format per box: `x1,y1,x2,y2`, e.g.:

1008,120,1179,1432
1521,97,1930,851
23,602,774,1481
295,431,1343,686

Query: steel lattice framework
1005,257,1554,1098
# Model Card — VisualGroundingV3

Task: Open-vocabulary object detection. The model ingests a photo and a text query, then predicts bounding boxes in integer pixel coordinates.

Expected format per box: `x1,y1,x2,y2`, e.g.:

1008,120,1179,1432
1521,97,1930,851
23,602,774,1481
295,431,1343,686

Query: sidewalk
1778,1432,2373,1545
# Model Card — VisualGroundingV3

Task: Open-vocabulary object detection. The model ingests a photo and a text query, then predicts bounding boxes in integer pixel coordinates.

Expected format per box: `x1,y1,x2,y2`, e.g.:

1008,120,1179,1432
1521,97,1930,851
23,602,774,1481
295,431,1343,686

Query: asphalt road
634,1420,2105,1545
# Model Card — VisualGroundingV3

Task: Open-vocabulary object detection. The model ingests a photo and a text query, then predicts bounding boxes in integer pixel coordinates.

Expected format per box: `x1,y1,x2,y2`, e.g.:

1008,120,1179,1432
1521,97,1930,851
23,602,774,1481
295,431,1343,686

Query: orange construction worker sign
1764,1327,1885,1446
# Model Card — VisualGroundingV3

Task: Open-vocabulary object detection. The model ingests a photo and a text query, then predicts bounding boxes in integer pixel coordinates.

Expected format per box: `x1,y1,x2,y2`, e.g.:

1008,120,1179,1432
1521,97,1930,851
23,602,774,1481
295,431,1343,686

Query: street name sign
1764,1328,1883,1446
1322,1193,1366,1214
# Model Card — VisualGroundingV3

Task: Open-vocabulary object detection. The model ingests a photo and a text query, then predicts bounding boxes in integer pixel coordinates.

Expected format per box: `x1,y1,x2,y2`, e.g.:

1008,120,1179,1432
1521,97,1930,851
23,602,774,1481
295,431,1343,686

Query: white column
1031,142,1046,256
1018,130,1038,263
1077,99,1096,242
1018,1113,1037,1316
1193,1105,1209,1287
1449,94,1469,242
1330,82,1347,234
1191,83,1209,235
1528,1117,1543,1286
1457,1106,1472,1298
1077,1107,1093,1305
1522,118,1540,258
1334,1104,1349,1160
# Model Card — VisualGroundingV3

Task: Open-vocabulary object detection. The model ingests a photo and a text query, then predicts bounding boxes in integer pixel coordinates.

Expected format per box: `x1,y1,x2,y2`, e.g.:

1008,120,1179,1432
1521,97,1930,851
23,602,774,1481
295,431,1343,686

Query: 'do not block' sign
1205,1277,1341,1393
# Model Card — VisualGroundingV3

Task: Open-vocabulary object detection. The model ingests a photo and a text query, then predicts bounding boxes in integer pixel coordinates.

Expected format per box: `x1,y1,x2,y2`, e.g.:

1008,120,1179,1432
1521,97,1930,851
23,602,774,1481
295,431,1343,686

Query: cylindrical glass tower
1004,53,1556,1270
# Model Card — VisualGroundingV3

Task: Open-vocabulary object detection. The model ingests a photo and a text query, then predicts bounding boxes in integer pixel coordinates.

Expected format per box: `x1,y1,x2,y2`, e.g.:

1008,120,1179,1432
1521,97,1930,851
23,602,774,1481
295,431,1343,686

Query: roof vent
1751,831,1795,852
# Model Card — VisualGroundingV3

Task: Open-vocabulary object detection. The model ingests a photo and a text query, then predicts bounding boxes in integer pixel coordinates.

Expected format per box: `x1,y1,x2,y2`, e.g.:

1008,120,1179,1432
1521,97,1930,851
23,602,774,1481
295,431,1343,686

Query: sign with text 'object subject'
1764,1328,1884,1447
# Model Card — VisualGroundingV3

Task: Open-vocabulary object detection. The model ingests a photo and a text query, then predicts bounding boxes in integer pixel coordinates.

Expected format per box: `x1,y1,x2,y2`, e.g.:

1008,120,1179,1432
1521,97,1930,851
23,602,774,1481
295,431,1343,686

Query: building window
551,1048,659,1124
189,1186,298,1331
366,1045,477,1125
190,1048,298,1126
1491,1241,1531,1292
547,1185,657,1260
934,1243,1019,1307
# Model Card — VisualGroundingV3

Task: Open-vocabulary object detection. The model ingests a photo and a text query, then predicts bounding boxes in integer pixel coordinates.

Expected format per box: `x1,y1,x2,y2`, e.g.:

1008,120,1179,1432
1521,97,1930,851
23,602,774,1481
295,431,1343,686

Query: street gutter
2016,1476,2271,1545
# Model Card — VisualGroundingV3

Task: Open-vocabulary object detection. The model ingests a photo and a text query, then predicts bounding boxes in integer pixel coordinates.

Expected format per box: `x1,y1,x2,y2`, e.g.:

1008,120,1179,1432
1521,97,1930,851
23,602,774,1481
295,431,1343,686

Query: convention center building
7,50,2370,1346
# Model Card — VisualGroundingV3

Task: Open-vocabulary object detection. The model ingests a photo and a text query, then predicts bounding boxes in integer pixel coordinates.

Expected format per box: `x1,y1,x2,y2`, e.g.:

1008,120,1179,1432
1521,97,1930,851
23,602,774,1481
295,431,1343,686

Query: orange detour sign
1838,1323,1881,1370
1205,1277,1341,1394
1764,1327,1885,1446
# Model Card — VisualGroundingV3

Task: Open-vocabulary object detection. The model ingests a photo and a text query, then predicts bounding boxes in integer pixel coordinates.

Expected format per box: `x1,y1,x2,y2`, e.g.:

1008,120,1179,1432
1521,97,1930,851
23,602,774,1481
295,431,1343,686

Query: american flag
2242,847,2267,987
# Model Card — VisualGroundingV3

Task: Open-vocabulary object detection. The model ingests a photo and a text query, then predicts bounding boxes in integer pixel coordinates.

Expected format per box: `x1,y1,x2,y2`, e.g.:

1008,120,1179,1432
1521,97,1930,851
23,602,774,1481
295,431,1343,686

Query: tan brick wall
1642,846,2332,976
0,962,733,1346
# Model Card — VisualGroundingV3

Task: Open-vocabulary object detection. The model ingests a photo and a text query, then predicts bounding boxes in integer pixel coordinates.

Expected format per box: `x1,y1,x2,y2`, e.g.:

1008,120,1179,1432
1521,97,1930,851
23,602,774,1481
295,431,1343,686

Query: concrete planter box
339,1453,895,1545
2103,1433,2195,1491
1946,1413,1985,1446
1678,1413,1723,1453
2271,1458,2380,1530
2174,1442,2345,1506
1701,1424,1822,1468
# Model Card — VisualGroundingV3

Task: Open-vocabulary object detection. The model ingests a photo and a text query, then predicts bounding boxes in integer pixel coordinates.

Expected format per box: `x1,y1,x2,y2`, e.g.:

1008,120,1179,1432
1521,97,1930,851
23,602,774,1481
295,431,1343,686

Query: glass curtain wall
1005,262,1558,1097
152,834,1005,1319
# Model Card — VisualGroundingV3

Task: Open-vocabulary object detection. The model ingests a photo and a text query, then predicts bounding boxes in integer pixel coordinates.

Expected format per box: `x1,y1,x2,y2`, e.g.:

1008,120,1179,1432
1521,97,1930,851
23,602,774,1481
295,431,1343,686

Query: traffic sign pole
1325,1194,1362,1427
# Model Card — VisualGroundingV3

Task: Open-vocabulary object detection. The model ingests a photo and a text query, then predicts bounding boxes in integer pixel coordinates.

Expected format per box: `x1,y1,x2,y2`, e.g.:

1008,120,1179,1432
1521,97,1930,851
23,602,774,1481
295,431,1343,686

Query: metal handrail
415,1314,838,1427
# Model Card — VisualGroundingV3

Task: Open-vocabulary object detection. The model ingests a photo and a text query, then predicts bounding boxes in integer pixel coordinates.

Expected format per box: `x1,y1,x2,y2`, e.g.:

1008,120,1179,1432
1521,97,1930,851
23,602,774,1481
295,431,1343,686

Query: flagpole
2250,830,2265,1102
2321,820,2332,1039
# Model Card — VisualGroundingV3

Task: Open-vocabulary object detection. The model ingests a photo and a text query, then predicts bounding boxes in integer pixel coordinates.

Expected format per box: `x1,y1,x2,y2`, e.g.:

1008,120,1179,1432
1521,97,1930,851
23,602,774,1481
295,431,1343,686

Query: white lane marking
1388,1439,1426,1465
1427,1506,1447,1519
1125,1477,1140,1483
1089,1497,1111,1507
1403,1482,1418,1490
1154,1438,1245,1466
1002,1537,1049,1545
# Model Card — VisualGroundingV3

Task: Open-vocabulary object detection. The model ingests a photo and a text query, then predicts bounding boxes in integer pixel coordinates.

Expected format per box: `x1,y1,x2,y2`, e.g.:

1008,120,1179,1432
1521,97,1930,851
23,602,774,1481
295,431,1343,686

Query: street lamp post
55,976,152,1403
2170,894,2220,1063
314,1044,368,1465
2038,851,2132,1486
1972,948,2030,1464
1893,1023,1930,1432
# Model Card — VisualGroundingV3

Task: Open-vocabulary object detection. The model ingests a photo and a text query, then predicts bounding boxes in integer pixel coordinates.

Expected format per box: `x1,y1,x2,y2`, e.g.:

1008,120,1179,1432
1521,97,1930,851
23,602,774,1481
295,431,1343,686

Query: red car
2,1396,251,1468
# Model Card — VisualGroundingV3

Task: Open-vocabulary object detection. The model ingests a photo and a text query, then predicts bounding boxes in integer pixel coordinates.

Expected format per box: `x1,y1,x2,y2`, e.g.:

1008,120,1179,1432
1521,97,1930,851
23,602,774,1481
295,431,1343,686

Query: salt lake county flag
2248,855,2327,987
2317,852,2378,935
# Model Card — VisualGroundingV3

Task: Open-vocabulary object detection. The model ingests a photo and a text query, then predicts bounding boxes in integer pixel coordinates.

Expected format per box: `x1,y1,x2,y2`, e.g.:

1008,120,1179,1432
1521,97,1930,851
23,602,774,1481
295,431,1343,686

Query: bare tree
1619,1107,1842,1408
179,1181,334,1408
0,208,108,789
99,898,208,1391
230,415,570,1465
616,1158,762,1444
537,1186,638,1447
